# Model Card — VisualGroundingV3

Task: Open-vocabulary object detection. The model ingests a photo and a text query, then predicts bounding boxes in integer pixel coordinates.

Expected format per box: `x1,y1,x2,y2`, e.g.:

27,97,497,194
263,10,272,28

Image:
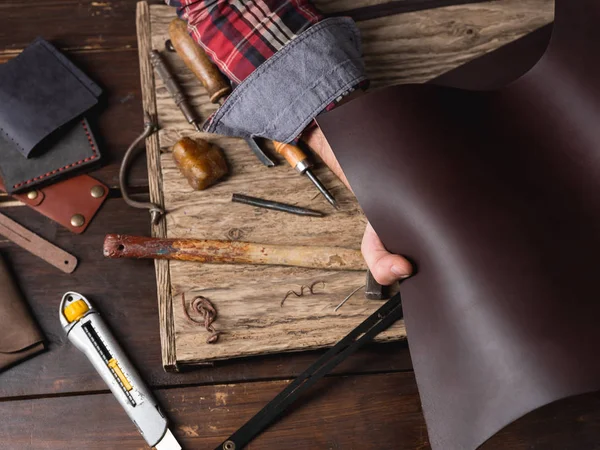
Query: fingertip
370,257,413,286
391,260,413,279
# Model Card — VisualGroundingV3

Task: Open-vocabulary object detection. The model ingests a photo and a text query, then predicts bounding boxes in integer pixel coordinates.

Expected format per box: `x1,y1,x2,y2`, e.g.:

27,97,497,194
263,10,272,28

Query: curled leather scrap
119,113,164,225
318,1,600,448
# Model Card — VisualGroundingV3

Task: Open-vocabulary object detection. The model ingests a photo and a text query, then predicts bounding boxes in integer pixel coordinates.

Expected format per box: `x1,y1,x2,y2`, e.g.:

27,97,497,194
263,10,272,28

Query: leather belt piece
0,212,77,273
217,293,404,450
317,0,600,448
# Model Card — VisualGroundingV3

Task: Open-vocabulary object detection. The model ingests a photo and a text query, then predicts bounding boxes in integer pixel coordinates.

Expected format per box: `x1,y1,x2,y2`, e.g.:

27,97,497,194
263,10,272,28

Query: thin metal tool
232,193,324,217
119,113,165,225
273,141,339,209
305,169,339,208
216,293,404,450
60,293,181,450
0,212,77,273
149,49,202,132
334,284,366,312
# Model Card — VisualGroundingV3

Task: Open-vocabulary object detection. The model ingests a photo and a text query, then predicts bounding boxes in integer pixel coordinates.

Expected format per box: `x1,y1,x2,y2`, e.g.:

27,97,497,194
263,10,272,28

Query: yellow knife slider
108,358,133,391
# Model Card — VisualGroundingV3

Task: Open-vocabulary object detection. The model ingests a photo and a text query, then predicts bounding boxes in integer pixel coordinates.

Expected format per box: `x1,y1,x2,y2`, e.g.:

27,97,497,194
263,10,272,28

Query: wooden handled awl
104,234,366,271
168,18,231,103
273,141,339,208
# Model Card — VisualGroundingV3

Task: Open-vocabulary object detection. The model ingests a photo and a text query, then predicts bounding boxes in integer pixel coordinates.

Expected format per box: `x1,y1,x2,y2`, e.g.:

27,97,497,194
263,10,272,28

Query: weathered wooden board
4,371,600,450
139,0,554,370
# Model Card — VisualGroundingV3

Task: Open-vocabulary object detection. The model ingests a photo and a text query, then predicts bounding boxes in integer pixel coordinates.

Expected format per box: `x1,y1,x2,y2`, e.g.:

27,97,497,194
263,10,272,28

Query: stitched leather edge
12,120,99,189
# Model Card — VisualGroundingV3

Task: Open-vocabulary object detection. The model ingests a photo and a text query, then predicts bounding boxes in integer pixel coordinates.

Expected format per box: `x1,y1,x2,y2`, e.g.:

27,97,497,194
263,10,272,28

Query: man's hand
303,126,413,285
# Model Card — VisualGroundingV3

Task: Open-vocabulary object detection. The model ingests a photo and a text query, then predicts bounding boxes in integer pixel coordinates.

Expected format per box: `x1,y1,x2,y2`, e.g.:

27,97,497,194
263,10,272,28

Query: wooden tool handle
273,141,308,170
104,234,366,271
169,18,232,104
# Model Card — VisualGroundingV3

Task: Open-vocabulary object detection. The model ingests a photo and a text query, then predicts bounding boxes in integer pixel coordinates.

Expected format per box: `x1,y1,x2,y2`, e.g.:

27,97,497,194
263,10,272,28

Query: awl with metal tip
60,292,181,450
149,49,202,132
273,140,339,208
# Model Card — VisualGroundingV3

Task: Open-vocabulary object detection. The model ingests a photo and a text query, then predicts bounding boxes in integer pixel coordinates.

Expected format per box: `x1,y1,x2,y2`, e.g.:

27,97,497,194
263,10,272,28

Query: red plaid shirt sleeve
166,0,323,84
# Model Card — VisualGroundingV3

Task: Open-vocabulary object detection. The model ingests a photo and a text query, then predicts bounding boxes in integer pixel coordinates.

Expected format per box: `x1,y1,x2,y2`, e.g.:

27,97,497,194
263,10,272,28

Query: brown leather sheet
318,1,600,448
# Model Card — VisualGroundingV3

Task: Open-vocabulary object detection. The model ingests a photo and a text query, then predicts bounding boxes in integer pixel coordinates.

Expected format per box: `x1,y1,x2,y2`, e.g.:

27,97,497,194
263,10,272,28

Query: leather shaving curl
281,281,325,307
182,293,222,344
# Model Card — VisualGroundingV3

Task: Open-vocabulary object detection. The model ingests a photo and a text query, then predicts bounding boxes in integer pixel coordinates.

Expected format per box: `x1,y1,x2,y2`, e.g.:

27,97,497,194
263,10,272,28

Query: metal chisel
59,292,181,450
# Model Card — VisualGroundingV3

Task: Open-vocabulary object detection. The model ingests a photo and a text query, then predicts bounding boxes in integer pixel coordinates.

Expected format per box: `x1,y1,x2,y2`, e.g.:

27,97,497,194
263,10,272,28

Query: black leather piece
0,117,101,194
0,38,101,157
318,1,600,448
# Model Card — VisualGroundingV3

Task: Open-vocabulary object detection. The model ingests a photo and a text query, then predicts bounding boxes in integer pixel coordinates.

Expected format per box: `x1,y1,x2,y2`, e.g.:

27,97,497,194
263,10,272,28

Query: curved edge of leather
0,342,46,374
0,255,44,354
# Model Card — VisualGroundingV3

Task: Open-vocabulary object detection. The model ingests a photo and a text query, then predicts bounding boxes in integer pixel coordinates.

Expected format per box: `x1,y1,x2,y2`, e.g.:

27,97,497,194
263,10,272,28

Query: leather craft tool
103,234,366,271
0,212,77,273
365,270,386,300
272,140,339,208
167,19,276,168
232,193,324,217
119,113,165,225
149,49,202,132
60,292,181,450
217,292,404,450
167,21,338,207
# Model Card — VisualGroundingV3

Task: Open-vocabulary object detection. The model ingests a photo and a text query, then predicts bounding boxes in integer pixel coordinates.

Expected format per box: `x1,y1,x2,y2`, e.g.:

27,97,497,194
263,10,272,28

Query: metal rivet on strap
26,190,38,200
223,441,236,450
71,214,85,228
90,185,105,198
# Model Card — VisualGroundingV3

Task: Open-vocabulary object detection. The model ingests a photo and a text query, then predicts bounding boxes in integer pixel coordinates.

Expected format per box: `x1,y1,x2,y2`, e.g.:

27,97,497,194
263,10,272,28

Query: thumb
361,223,413,286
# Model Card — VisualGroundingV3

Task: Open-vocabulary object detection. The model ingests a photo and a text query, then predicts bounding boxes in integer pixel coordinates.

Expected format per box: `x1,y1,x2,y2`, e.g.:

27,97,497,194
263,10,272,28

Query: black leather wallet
0,117,101,194
0,38,102,194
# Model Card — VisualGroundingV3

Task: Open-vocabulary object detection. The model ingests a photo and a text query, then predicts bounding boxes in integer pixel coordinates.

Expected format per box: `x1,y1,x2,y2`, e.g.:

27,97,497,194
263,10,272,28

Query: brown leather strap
0,174,108,234
0,212,77,273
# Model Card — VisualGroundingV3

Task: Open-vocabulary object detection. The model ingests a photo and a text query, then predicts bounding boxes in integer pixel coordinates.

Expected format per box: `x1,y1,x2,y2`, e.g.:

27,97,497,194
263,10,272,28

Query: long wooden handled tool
103,234,366,271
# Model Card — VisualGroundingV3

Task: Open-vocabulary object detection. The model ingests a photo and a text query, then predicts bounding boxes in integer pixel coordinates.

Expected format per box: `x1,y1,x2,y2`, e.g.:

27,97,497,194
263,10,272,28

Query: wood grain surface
145,4,397,369
143,0,554,369
0,198,413,400
4,1,596,450
3,372,600,450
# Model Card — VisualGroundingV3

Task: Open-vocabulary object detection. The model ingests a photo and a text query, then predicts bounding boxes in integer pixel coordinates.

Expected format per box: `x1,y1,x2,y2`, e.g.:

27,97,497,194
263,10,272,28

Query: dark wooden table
1,1,599,449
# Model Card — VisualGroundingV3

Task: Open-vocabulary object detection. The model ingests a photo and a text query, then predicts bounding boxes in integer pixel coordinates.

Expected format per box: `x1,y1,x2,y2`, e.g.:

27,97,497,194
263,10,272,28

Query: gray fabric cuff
203,17,366,143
